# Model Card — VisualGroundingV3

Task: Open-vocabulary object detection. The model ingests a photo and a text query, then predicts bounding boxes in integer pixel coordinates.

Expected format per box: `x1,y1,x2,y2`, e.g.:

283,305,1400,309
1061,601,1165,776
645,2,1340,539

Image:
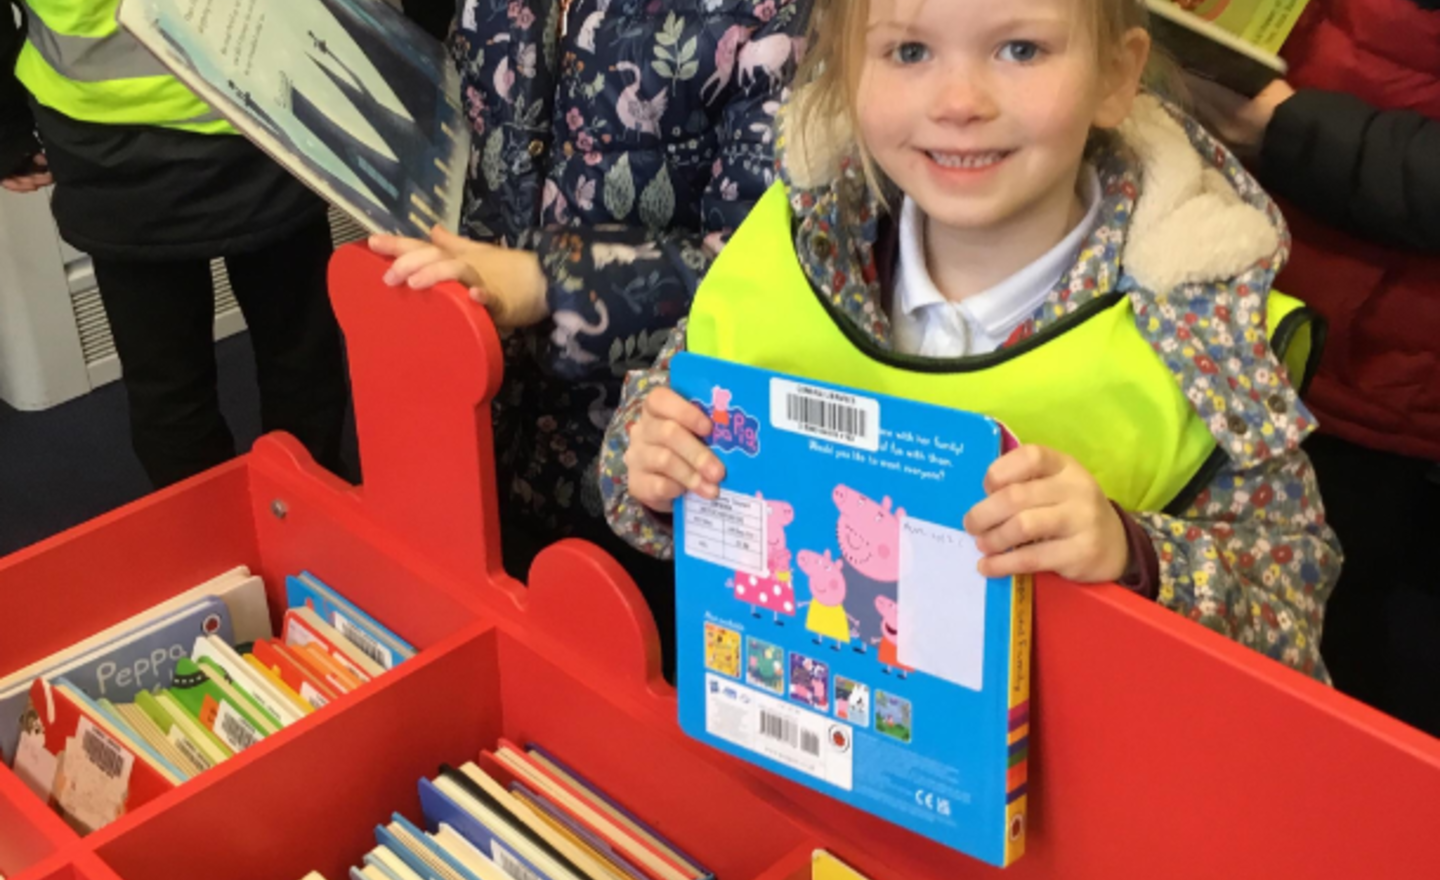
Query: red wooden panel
0,465,259,676
90,625,502,880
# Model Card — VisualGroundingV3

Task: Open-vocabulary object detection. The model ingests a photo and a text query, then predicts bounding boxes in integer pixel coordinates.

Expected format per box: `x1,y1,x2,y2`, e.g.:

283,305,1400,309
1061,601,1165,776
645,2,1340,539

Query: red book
12,679,176,833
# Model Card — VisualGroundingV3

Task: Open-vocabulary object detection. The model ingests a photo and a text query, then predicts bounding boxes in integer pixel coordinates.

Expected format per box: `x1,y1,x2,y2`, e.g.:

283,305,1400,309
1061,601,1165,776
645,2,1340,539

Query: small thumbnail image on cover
788,652,830,711
876,690,913,744
705,623,742,678
835,676,870,727
746,637,785,694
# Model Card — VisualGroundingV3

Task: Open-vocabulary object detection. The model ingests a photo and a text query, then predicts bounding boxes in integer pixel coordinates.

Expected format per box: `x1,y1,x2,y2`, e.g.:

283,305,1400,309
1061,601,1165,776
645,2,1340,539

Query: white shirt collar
893,166,1102,357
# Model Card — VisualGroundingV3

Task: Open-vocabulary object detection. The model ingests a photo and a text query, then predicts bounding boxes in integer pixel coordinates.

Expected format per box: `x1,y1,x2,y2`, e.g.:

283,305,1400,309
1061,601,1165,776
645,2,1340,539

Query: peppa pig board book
671,353,1033,868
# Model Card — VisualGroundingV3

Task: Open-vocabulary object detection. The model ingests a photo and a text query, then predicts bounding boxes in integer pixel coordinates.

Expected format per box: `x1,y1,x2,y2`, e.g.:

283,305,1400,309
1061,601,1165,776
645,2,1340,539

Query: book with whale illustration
671,353,1033,867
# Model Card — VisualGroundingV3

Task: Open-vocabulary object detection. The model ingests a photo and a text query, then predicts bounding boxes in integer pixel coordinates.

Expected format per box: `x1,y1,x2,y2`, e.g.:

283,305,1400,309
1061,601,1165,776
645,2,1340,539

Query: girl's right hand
624,387,726,513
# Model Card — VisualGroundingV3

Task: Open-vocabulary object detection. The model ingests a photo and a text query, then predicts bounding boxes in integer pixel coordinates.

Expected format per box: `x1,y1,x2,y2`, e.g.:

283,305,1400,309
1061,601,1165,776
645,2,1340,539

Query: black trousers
1309,433,1440,736
92,216,348,488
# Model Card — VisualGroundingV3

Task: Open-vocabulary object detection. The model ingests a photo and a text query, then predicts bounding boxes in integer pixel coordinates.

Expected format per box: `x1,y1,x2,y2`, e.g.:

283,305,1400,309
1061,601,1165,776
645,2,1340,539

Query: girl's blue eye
997,40,1043,63
891,42,931,65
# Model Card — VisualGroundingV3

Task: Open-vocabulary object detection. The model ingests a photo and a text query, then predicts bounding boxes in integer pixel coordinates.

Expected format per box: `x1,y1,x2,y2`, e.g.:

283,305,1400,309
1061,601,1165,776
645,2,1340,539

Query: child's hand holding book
625,387,726,513
964,445,1132,584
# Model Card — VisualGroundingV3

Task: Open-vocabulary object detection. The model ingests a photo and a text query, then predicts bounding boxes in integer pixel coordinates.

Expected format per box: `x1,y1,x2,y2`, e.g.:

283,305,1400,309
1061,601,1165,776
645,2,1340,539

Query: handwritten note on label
897,516,988,691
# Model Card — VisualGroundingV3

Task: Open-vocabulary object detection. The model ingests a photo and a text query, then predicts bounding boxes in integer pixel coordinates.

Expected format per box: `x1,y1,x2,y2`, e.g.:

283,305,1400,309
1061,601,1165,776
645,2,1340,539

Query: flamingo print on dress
615,62,669,139
701,24,753,105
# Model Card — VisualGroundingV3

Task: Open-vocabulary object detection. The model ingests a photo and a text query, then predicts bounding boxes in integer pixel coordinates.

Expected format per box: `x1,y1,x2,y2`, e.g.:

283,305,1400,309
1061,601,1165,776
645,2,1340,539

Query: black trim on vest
805,280,1129,373
1161,305,1327,515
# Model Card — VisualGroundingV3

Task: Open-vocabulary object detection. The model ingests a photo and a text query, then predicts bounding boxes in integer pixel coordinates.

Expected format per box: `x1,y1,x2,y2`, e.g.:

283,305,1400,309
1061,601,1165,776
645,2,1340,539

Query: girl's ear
1093,26,1152,131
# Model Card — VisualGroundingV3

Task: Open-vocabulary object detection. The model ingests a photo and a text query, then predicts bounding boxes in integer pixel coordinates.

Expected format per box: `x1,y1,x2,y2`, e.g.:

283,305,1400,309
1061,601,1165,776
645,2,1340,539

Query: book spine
1004,573,1033,866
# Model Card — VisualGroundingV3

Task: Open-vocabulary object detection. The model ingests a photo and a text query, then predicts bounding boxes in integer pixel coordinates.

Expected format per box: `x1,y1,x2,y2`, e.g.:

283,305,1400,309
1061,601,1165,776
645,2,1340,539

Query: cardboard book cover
117,0,469,236
672,354,1032,867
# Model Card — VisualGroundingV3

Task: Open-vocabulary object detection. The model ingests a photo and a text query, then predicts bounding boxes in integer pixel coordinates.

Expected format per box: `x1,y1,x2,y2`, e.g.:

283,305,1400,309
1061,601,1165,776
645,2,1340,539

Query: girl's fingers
405,259,478,291
971,505,1068,556
628,472,688,514
382,245,446,286
642,389,723,483
964,475,1065,536
629,428,722,498
982,444,1065,494
368,234,432,258
977,540,1067,579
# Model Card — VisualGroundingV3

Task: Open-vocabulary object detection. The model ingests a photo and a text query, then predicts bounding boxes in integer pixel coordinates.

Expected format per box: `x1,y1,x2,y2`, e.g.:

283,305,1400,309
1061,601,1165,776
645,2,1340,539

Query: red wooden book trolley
2,246,1438,880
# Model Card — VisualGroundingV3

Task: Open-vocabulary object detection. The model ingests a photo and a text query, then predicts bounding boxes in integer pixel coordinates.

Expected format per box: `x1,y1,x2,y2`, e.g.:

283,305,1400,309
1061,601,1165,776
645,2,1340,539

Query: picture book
117,0,469,237
671,353,1033,867
491,741,695,880
12,679,177,834
284,607,385,681
1147,0,1309,96
426,767,589,880
510,785,650,880
193,635,304,727
0,596,235,765
252,639,339,707
287,572,416,670
169,658,269,754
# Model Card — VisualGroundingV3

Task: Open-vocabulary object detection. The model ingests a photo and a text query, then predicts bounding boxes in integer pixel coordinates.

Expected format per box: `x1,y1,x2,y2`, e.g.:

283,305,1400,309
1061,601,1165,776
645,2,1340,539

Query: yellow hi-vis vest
687,185,1320,514
14,0,234,134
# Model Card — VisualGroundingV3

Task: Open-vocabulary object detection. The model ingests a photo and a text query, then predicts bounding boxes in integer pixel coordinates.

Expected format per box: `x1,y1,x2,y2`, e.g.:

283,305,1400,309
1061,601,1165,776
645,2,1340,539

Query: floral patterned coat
598,94,1344,679
451,0,809,534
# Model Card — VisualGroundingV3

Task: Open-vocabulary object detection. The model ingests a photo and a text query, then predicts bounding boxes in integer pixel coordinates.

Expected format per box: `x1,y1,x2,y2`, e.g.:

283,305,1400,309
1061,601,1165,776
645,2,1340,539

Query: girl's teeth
929,151,1007,169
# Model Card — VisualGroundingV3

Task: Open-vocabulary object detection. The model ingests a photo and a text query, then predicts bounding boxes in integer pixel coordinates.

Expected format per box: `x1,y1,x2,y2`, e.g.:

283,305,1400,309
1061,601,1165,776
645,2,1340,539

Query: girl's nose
930,66,998,126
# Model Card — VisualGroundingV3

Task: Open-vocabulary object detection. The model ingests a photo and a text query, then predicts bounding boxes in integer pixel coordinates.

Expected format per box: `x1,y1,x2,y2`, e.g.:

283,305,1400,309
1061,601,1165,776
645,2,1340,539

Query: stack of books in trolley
296,743,715,880
0,566,413,833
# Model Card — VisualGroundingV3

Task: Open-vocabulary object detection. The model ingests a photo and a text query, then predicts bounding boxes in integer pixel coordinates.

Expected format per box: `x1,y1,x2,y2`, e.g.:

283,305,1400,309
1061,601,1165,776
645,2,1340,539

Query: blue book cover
417,777,561,880
287,572,415,670
378,813,479,880
0,596,234,765
671,353,1033,867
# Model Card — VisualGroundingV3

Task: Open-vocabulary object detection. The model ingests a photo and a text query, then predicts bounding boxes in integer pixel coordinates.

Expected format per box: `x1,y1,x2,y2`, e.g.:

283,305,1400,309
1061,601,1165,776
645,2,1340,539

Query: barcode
82,727,125,778
220,710,258,752
169,731,213,771
759,710,822,756
493,845,544,880
335,615,393,669
786,394,867,440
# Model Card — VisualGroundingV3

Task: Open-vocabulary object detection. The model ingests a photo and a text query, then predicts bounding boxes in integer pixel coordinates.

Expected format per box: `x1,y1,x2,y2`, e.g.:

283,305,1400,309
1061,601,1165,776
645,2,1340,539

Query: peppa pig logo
696,385,761,456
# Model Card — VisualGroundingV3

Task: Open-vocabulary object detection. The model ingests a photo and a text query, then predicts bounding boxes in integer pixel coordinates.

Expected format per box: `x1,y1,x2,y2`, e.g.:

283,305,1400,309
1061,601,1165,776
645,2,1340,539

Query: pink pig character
833,485,905,582
872,594,913,678
797,549,859,650
710,386,732,426
728,494,796,623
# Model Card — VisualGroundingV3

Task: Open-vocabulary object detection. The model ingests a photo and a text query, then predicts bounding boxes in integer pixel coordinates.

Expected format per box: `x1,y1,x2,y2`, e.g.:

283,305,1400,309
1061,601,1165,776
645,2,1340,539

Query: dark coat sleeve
1260,88,1440,252
1,1,41,176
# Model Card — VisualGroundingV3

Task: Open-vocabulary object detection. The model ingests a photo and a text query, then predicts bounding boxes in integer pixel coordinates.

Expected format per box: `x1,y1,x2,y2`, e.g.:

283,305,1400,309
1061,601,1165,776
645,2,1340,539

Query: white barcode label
491,843,545,880
334,613,395,669
759,710,822,756
166,726,214,771
771,378,880,452
78,717,132,780
705,674,853,790
212,701,262,753
298,681,329,709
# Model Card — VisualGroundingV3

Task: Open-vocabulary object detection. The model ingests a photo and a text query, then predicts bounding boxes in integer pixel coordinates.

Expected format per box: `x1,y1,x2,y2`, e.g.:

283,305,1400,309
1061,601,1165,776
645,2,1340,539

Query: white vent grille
71,207,369,375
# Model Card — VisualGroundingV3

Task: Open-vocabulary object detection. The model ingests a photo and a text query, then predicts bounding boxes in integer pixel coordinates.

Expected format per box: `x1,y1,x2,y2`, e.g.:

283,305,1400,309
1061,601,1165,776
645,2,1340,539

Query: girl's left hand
963,445,1130,583
368,226,549,328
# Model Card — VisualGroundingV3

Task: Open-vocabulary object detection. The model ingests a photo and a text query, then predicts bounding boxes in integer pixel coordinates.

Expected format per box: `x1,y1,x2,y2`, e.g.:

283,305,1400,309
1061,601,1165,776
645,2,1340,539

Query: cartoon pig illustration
873,594,913,678
797,549,859,650
832,485,907,654
710,386,732,426
833,485,905,582
727,494,796,623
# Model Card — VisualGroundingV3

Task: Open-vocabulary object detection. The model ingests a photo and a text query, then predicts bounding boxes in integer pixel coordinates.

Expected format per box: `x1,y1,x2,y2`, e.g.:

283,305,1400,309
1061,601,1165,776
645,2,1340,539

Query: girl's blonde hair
796,0,1167,200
